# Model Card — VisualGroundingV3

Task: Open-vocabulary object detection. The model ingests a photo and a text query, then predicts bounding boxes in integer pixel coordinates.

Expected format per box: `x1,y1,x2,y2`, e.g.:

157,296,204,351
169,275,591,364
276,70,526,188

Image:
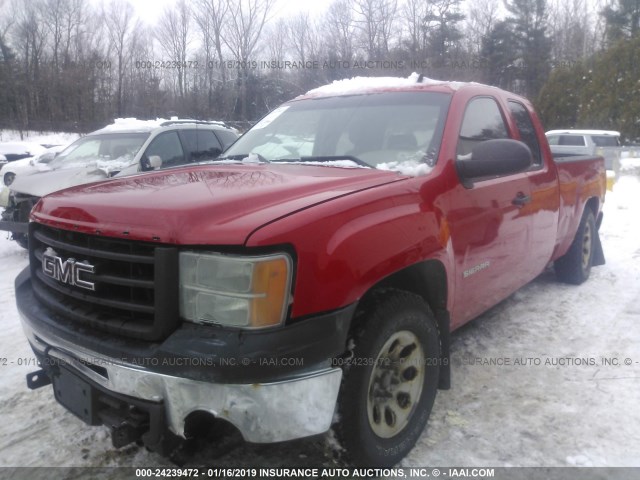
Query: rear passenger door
508,100,559,280
447,96,533,325
179,129,223,162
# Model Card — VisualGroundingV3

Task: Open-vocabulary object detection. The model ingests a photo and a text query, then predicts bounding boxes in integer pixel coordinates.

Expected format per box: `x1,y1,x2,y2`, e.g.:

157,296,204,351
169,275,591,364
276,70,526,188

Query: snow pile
620,156,640,173
273,159,367,169
305,72,469,97
98,118,171,132
95,156,137,174
377,160,433,176
98,118,231,133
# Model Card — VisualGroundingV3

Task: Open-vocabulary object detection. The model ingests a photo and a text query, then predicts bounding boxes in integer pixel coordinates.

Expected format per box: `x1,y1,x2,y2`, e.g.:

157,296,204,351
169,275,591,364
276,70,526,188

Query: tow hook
26,369,52,390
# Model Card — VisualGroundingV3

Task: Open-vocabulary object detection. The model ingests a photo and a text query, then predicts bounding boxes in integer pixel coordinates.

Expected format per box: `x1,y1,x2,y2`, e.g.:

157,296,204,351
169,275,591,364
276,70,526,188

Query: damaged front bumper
16,267,348,446
22,322,342,443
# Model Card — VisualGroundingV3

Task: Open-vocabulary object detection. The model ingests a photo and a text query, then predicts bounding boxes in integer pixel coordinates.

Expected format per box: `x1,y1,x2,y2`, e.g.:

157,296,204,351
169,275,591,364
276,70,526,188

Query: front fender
246,177,453,319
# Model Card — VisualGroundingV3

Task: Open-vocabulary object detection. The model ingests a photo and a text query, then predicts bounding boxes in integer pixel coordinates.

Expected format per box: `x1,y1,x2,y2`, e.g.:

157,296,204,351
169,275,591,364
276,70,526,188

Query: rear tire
555,209,595,285
337,290,440,467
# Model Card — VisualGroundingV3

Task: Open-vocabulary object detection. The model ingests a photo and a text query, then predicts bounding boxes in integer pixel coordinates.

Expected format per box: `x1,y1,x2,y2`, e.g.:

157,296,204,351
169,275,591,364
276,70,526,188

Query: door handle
512,192,531,207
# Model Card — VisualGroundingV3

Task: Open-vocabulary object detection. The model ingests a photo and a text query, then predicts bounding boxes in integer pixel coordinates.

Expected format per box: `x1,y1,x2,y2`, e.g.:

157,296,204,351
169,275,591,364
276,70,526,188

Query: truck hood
10,166,110,197
31,164,404,245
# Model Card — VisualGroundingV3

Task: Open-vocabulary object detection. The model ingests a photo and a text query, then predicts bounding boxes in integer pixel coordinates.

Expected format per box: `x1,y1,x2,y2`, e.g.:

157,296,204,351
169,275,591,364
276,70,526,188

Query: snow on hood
304,72,471,97
273,160,368,169
10,166,109,197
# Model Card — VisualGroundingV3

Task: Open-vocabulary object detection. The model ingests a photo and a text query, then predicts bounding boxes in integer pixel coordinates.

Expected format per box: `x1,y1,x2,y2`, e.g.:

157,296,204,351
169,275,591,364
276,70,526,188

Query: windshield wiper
276,155,372,168
216,153,270,163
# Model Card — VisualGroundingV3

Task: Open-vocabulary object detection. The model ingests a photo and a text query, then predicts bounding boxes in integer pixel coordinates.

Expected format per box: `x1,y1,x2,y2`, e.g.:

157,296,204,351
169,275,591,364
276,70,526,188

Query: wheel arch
354,259,451,390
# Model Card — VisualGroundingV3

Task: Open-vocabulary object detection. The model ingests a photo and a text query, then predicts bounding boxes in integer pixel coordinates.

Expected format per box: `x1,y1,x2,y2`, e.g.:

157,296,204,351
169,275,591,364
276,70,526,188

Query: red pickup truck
16,76,605,467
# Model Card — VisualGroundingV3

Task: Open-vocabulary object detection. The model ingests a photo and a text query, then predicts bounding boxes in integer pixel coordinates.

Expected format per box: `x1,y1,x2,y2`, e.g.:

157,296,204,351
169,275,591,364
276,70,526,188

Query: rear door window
180,130,223,161
508,101,542,166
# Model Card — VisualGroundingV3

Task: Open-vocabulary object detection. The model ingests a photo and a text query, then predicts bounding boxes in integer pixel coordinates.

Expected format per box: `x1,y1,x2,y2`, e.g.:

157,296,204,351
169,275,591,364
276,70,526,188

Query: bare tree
223,0,275,64
323,0,357,62
103,0,140,116
156,0,192,99
266,18,287,61
465,0,501,55
286,13,322,64
193,0,228,83
402,0,429,54
352,0,398,59
12,0,48,128
223,0,276,118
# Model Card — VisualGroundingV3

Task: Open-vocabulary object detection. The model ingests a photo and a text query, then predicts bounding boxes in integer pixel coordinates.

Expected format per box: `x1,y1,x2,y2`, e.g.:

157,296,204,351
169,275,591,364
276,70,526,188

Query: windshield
223,92,451,169
49,132,150,171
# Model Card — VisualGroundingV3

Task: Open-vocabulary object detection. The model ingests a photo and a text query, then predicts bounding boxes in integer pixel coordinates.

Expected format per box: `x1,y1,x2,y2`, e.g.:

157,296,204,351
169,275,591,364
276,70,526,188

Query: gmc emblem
42,251,96,291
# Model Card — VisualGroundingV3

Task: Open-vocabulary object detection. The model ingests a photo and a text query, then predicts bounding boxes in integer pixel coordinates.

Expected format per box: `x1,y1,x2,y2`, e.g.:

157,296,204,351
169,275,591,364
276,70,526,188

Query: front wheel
13,233,28,249
337,290,441,467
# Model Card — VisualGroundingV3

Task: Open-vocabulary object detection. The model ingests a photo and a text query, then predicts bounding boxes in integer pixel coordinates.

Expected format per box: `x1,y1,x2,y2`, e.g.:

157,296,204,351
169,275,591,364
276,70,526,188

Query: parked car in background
0,145,67,188
546,129,621,170
0,141,48,163
0,119,238,247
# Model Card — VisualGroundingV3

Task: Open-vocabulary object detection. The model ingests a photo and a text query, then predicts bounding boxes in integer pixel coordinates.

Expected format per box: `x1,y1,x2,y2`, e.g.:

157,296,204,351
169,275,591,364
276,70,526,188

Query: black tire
555,209,596,285
13,233,28,249
337,290,441,467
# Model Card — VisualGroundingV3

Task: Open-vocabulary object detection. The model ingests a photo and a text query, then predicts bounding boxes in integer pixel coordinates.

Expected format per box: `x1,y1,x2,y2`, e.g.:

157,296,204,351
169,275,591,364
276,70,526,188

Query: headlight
179,252,292,329
4,172,15,186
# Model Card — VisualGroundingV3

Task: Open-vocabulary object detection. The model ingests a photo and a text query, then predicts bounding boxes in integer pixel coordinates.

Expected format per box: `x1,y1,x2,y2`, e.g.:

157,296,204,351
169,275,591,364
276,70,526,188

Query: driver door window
457,97,509,159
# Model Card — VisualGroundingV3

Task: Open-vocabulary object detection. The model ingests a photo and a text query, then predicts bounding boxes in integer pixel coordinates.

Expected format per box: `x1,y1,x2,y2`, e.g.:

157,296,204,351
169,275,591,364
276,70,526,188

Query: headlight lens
4,172,15,186
179,252,292,328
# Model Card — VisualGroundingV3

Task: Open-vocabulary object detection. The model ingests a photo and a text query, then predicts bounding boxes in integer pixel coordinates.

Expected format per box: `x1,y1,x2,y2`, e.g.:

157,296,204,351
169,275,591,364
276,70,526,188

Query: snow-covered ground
0,129,81,146
0,172,639,470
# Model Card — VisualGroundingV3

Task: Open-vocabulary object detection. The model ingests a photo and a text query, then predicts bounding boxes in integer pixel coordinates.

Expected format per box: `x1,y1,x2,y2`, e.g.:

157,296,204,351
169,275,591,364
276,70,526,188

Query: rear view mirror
456,139,532,187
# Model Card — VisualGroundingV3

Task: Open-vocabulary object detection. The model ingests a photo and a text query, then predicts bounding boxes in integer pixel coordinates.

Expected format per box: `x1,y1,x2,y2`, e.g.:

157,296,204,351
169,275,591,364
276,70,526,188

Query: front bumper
23,323,342,442
17,268,348,443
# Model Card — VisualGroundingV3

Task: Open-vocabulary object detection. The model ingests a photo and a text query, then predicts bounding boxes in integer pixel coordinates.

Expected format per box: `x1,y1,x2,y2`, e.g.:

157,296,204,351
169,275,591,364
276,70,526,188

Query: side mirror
148,155,163,169
456,139,532,187
141,155,163,171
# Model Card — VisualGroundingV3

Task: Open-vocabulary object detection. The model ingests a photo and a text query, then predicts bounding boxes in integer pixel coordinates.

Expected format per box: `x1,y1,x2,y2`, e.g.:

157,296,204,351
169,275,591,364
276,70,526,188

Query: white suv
0,119,238,247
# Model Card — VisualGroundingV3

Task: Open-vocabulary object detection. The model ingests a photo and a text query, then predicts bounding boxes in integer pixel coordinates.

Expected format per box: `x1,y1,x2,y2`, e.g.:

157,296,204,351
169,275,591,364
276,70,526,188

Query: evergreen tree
504,0,552,98
481,21,518,91
601,0,640,43
423,0,465,66
537,36,640,142
536,63,588,129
